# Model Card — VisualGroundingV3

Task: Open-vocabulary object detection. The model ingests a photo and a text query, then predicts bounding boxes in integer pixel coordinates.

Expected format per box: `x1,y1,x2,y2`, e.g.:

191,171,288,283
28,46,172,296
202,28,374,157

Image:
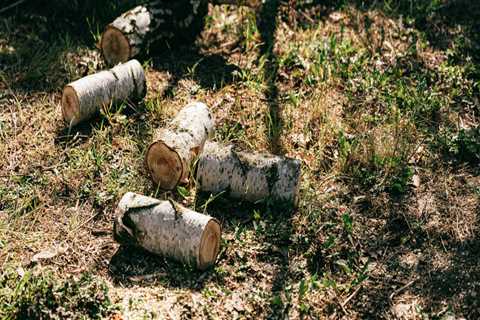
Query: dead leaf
412,175,420,188
31,246,66,263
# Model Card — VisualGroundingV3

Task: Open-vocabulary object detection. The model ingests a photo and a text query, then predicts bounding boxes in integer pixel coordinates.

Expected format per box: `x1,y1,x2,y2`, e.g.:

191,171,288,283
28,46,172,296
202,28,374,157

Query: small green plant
449,127,480,163
342,212,353,234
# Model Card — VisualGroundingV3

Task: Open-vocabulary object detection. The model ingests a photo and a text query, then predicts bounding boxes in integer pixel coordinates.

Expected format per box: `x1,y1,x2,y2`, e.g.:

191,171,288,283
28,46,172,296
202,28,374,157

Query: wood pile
58,0,302,270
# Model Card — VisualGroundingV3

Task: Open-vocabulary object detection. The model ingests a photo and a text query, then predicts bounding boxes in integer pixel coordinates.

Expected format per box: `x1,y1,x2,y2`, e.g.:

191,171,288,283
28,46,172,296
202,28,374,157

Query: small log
114,192,221,270
61,59,146,127
196,141,302,205
101,0,208,65
145,102,214,190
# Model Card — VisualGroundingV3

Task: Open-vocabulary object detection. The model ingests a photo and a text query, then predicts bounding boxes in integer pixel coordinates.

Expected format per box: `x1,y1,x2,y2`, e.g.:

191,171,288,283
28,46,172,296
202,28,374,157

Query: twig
334,292,348,315
128,272,166,282
389,278,416,301
0,0,26,14
341,285,362,308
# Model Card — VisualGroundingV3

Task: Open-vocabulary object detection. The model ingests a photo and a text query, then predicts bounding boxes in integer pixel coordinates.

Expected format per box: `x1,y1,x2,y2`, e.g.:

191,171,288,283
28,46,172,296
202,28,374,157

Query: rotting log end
198,219,221,269
145,141,183,190
101,26,131,66
61,85,80,127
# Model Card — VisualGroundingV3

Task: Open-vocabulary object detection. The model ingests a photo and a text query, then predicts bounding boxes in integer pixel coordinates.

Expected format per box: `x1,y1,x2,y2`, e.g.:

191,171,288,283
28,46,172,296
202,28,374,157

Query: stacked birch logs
58,0,302,271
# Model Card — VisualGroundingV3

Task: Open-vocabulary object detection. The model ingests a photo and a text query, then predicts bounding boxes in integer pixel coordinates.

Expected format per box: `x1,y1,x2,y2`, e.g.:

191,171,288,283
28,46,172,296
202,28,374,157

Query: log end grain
61,85,81,127
145,140,183,190
101,26,131,66
198,219,221,269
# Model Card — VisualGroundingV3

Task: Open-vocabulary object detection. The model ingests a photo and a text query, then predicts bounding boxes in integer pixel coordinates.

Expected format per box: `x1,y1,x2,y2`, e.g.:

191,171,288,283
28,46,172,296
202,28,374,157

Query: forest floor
1,1,479,319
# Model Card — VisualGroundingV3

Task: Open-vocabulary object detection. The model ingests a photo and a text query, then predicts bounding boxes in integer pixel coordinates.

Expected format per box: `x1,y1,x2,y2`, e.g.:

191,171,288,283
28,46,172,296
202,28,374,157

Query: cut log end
61,85,80,126
101,26,131,65
146,141,183,190
198,219,221,269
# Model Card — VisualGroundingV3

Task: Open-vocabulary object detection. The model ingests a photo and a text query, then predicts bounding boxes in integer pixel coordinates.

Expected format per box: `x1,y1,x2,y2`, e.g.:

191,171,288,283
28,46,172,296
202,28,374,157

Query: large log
61,59,146,127
145,102,214,190
101,0,208,65
100,0,262,65
196,141,302,205
114,192,221,270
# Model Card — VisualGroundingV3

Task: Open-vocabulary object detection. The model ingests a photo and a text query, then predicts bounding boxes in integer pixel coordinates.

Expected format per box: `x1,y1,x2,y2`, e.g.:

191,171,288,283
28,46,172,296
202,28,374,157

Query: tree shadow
293,0,480,78
0,1,137,94
108,245,224,290
257,0,283,155
338,165,480,318
149,44,240,97
193,190,296,319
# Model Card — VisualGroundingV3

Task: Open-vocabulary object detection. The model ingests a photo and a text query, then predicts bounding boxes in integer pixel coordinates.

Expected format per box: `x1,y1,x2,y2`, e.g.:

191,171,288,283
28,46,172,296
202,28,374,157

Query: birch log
61,59,146,127
101,0,208,65
196,141,302,205
114,192,221,269
145,102,214,190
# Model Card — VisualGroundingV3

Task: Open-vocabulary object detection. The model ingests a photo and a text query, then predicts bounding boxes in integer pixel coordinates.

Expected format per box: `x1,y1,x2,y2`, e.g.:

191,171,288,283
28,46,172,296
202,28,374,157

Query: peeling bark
145,102,214,190
114,192,221,270
61,59,146,127
196,141,302,205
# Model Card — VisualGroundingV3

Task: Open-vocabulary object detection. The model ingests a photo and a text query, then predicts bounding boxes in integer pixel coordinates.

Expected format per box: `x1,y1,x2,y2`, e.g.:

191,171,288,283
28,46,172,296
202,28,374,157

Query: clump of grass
0,268,116,319
441,126,480,164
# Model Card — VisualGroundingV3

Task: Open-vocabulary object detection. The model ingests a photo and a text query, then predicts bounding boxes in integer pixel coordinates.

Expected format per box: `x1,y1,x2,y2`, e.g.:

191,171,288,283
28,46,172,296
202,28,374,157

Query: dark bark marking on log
168,199,183,222
266,162,279,195
230,147,251,177
114,193,163,247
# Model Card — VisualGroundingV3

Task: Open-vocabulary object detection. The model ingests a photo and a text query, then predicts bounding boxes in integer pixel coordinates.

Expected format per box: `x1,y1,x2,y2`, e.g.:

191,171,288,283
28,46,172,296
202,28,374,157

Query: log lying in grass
145,102,214,190
114,192,221,270
61,59,146,127
196,141,302,205
100,0,260,65
101,0,208,65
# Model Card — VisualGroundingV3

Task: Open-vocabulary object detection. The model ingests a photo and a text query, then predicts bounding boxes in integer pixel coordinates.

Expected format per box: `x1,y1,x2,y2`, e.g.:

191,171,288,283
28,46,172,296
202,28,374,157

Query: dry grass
1,0,480,319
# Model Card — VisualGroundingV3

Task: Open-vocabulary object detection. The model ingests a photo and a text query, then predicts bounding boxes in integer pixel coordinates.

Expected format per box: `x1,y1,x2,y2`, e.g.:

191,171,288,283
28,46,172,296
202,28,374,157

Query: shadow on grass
257,0,284,155
294,0,480,78
108,245,223,290
338,167,480,318
149,45,240,97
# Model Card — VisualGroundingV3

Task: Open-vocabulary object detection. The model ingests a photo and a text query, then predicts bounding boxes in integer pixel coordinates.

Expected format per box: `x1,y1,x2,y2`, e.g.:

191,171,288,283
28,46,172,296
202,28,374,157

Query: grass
0,267,115,319
1,0,479,319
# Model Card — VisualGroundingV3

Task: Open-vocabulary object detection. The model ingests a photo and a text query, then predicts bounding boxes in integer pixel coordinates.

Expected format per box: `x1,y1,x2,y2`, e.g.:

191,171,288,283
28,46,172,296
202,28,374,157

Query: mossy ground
0,0,479,318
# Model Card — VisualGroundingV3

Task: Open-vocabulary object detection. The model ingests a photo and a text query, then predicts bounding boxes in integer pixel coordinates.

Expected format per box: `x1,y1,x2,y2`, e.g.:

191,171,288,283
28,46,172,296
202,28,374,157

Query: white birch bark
61,59,146,127
196,141,302,205
145,102,214,190
114,192,221,270
101,0,208,65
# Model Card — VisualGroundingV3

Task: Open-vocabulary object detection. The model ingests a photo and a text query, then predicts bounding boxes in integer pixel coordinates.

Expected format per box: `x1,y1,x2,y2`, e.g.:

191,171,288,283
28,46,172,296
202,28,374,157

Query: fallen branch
0,0,26,14
145,102,214,190
196,141,302,204
114,192,221,270
389,278,417,301
61,59,146,127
